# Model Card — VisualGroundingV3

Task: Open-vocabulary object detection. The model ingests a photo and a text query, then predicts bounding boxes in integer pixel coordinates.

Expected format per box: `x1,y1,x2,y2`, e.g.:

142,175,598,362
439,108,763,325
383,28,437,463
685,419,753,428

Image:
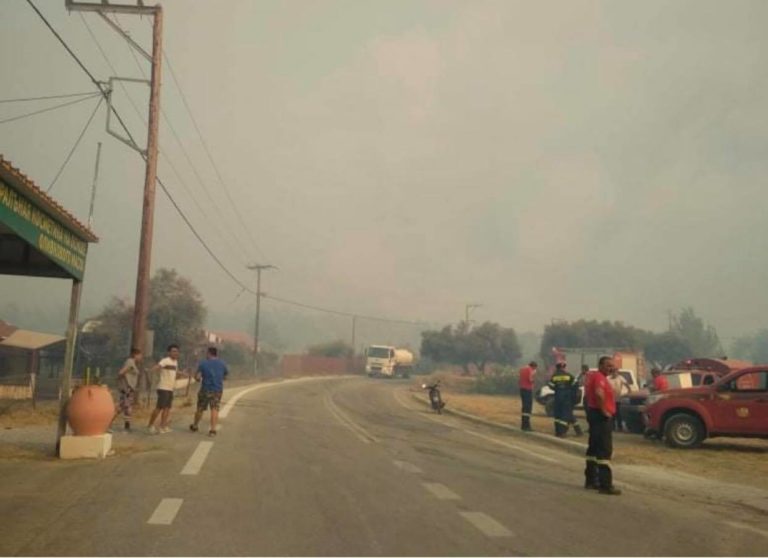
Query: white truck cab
365,345,413,378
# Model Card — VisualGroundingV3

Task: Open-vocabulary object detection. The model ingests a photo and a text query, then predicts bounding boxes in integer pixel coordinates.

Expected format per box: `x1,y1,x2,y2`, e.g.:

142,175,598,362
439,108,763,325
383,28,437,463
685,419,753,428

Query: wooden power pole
65,1,163,358
247,264,276,374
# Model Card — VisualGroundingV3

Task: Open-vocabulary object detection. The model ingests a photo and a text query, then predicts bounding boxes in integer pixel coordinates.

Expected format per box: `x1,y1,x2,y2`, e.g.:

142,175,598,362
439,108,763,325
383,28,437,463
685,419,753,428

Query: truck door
711,371,768,435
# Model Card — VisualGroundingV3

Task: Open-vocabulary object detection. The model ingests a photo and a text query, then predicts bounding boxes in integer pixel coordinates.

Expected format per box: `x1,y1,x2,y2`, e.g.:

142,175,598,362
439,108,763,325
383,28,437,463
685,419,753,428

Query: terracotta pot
67,385,115,436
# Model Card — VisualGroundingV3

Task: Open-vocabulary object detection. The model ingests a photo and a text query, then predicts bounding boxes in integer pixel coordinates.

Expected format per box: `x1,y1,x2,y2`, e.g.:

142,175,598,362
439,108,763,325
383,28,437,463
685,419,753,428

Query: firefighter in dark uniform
584,355,621,495
547,362,583,437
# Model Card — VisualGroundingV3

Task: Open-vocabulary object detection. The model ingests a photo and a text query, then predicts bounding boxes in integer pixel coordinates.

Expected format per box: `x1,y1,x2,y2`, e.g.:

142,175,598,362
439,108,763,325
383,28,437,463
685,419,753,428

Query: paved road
1,376,767,556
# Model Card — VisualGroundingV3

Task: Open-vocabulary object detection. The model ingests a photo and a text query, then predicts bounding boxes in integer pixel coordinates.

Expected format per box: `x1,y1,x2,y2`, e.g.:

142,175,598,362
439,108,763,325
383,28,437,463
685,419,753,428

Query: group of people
112,344,229,437
517,357,623,496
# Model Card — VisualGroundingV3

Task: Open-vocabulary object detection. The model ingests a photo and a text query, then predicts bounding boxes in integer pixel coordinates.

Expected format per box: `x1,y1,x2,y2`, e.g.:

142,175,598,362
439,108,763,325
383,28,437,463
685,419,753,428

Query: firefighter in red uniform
518,361,537,431
584,356,621,495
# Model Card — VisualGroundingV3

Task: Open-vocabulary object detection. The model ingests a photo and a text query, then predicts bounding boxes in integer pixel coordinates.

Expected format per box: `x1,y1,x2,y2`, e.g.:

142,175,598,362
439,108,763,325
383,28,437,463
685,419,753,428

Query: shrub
472,366,519,395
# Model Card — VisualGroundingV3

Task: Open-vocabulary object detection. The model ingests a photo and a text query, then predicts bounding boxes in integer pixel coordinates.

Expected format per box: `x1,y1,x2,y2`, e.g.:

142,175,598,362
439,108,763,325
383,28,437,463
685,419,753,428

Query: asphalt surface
1,376,767,556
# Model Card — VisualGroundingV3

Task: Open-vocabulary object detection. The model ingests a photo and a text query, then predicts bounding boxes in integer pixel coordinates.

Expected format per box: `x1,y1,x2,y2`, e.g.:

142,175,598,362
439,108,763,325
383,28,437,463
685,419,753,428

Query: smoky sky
1,0,767,344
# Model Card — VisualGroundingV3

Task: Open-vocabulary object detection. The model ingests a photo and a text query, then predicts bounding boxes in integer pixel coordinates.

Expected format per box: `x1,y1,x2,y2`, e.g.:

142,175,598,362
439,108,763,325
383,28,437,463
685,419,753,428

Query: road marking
723,521,768,539
147,498,183,525
461,428,558,463
459,511,513,537
181,441,214,475
220,376,350,419
393,389,417,410
393,460,423,474
423,482,461,500
324,393,378,444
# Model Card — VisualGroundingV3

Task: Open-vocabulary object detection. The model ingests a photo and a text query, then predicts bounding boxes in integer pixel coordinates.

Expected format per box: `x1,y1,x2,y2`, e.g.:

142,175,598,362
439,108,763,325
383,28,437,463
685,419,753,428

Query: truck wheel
544,398,555,418
663,413,705,449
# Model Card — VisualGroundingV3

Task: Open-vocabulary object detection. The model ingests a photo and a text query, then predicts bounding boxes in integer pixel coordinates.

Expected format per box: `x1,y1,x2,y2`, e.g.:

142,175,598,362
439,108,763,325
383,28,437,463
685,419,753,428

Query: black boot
522,416,532,431
574,424,583,437
584,460,599,489
598,463,620,495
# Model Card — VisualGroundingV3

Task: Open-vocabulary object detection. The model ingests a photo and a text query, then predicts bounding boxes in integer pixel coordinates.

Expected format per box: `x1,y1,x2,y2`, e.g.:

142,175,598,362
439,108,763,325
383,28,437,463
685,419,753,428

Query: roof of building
0,329,65,350
0,154,98,243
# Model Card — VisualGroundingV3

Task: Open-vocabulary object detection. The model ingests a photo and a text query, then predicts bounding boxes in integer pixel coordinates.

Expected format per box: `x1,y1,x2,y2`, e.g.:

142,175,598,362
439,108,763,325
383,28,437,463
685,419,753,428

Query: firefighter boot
573,423,584,437
521,415,532,431
584,459,599,490
598,462,621,495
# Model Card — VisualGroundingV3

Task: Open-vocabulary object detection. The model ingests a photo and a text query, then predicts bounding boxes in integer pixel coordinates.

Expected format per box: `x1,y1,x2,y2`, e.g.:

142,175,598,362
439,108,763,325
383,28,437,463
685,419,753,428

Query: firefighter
547,362,583,437
584,355,621,495
518,361,537,431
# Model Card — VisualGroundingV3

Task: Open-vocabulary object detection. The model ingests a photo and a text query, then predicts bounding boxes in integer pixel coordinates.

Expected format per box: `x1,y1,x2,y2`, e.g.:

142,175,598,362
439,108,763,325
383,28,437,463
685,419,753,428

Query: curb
410,392,587,457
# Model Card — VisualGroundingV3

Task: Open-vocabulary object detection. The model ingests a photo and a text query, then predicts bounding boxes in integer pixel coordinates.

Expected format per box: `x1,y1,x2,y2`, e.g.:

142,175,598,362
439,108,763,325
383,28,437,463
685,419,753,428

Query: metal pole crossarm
96,11,152,62
105,77,149,154
66,0,160,16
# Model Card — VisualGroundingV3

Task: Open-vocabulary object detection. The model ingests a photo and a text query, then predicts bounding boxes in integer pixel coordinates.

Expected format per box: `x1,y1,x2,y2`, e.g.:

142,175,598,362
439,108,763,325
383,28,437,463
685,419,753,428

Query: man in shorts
190,346,228,437
148,344,180,434
112,347,142,432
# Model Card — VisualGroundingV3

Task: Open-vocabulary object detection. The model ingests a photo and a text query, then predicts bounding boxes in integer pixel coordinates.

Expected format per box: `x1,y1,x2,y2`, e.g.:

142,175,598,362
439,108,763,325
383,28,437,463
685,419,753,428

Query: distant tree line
540,307,723,366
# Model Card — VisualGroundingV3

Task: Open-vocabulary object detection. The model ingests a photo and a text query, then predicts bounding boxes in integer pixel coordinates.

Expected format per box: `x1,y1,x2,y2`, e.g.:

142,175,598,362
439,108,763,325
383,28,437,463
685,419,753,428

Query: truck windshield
367,347,390,358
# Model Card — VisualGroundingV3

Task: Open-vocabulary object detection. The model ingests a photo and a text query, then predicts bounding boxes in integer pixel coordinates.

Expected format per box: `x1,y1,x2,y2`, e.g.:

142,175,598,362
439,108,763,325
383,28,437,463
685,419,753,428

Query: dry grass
429,374,768,491
0,400,59,428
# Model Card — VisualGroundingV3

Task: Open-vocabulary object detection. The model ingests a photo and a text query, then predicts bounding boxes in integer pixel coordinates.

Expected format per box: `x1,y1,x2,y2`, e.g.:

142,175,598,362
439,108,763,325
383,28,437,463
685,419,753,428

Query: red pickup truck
644,367,768,448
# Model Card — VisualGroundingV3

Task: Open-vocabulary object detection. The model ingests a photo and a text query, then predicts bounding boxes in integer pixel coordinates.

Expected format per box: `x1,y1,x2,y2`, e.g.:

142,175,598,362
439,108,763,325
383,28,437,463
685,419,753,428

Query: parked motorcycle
422,381,445,414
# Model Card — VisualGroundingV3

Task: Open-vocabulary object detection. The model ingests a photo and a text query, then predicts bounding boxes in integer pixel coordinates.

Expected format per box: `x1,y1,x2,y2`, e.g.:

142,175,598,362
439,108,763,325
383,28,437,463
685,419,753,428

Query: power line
48,95,104,193
0,92,100,126
80,11,249,268
27,0,430,329
163,50,267,261
0,91,97,104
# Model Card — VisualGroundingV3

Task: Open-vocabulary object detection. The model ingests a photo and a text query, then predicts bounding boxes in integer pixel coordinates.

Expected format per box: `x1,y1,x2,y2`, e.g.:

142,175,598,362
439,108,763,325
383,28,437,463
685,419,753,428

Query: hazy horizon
2,0,768,351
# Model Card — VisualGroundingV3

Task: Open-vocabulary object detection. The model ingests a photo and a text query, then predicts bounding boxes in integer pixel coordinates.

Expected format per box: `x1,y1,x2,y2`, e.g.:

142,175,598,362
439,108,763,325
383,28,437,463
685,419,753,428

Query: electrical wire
27,0,431,329
163,50,267,261
0,91,97,104
48,95,104,193
0,92,100,126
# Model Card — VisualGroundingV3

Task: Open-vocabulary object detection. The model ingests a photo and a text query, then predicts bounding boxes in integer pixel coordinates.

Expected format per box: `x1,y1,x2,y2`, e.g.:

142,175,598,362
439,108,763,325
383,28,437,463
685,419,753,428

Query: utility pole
351,315,357,356
65,1,163,357
247,264,277,374
465,303,481,328
87,142,102,229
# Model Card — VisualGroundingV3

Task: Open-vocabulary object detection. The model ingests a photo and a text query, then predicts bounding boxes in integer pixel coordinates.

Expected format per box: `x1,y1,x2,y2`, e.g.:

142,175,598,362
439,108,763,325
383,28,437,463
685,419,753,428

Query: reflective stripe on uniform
596,459,611,466
554,419,569,425
521,413,531,417
586,456,597,462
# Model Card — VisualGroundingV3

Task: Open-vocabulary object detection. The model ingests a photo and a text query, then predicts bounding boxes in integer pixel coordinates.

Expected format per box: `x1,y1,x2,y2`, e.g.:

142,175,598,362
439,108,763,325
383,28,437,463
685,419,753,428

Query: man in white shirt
112,347,142,432
148,344,180,434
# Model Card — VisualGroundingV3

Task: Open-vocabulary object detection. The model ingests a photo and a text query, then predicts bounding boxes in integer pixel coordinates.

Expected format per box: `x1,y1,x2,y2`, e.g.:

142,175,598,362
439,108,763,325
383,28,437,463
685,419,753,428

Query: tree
307,340,353,358
420,321,522,374
539,320,645,362
730,329,768,363
92,268,207,363
643,331,692,366
671,307,722,357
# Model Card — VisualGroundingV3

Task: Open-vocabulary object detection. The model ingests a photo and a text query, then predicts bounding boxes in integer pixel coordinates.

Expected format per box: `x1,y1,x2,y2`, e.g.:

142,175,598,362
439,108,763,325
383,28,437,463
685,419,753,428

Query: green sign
0,178,88,280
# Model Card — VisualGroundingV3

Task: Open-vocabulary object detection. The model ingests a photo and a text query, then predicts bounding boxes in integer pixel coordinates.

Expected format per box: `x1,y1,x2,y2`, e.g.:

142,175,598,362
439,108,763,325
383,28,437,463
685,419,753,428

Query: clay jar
67,385,115,436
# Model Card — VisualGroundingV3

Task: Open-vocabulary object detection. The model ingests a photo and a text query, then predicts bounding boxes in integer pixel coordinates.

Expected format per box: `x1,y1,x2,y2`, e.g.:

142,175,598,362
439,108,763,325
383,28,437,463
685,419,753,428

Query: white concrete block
59,434,113,460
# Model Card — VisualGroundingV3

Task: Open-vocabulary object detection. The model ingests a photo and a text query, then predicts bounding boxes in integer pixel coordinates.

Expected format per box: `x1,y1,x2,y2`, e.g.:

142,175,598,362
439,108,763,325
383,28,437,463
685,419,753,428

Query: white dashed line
181,441,214,475
459,511,513,537
147,498,183,525
393,460,423,474
723,521,768,539
461,428,558,463
423,482,461,500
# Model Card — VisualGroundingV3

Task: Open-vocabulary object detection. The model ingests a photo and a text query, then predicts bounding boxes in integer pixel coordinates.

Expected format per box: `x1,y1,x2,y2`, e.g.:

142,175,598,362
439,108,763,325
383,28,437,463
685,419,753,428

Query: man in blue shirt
190,347,228,436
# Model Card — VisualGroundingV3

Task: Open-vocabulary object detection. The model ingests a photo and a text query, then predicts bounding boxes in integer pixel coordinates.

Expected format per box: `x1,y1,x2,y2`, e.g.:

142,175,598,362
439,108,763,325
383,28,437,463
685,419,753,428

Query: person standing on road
547,362,583,437
607,368,630,432
148,344,181,435
112,347,142,432
190,346,229,437
518,361,538,431
584,355,621,495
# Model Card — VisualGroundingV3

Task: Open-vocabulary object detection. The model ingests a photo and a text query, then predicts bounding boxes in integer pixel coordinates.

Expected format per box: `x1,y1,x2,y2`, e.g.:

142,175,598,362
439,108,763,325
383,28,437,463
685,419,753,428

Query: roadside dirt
414,373,768,492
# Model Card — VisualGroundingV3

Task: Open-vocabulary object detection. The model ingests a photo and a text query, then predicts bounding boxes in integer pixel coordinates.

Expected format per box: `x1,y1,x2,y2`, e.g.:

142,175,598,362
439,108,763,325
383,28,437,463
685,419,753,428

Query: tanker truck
365,345,414,378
